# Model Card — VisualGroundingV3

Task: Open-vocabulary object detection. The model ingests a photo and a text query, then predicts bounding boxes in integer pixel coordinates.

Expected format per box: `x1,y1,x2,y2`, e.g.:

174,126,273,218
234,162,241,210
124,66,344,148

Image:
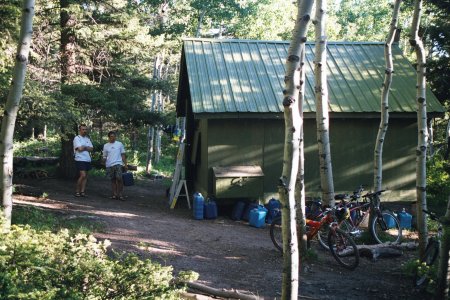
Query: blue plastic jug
265,198,281,224
204,198,218,219
243,203,258,221
383,213,396,229
231,201,246,221
398,209,412,229
193,193,204,220
122,172,134,186
249,206,268,228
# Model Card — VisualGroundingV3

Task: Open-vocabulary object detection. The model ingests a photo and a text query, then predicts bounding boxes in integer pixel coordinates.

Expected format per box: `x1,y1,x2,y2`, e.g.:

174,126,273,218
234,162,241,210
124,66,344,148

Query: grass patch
12,205,105,234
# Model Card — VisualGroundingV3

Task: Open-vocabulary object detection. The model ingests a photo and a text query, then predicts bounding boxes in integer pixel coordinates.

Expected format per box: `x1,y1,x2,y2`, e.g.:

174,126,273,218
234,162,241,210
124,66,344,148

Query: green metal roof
178,38,444,115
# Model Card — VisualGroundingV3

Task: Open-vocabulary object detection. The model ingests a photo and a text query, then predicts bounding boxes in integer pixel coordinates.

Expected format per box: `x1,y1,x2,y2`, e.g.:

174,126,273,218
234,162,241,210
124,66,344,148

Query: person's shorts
75,161,92,172
106,164,123,180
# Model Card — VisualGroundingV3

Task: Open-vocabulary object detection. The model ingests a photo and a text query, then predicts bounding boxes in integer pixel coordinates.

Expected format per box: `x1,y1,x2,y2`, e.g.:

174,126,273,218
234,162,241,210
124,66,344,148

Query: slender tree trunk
60,0,77,83
279,1,314,298
0,0,35,231
295,43,308,258
374,0,401,192
436,195,450,299
146,91,157,173
410,0,428,258
313,0,334,207
195,8,206,38
43,124,47,140
59,0,78,179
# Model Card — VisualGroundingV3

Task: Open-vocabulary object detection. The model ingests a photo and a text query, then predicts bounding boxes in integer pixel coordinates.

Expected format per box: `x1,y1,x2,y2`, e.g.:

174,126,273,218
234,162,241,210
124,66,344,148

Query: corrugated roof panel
202,41,226,112
328,44,359,112
348,44,383,111
248,42,277,112
254,43,281,112
303,44,317,113
181,38,444,115
221,42,247,112
184,41,204,113
211,42,236,112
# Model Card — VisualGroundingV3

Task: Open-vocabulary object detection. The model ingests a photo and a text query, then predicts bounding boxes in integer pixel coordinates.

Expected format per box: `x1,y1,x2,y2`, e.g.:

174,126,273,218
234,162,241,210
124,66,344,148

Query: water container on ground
193,193,204,220
265,198,281,224
231,201,246,220
383,213,396,229
204,198,218,219
249,206,268,228
397,209,412,229
122,172,134,186
243,203,258,221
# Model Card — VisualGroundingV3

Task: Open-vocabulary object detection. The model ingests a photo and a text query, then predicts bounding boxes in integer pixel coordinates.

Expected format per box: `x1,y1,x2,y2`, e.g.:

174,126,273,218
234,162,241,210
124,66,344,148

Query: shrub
0,224,195,299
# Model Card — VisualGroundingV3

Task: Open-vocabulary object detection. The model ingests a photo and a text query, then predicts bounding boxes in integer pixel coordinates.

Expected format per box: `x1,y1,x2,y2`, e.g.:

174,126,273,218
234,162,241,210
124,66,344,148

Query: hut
176,38,444,203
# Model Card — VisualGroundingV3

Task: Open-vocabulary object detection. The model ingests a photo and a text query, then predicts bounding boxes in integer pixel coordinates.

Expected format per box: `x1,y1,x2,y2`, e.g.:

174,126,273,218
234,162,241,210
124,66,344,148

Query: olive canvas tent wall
176,38,445,202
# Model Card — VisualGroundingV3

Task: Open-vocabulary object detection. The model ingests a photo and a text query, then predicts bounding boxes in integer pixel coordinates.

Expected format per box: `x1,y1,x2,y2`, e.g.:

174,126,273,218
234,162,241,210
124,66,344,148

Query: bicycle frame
306,210,335,240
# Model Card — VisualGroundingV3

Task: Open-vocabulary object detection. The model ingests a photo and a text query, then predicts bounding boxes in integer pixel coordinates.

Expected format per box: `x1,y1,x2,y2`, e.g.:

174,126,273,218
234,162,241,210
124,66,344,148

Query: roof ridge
182,38,386,45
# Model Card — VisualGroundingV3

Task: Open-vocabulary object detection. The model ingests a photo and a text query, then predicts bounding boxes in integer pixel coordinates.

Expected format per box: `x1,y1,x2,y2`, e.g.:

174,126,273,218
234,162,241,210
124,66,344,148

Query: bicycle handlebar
362,190,386,198
422,209,438,221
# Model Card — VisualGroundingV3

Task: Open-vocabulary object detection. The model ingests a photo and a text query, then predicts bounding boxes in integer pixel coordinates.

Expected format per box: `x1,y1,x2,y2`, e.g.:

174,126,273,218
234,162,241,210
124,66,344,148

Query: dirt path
13,176,427,299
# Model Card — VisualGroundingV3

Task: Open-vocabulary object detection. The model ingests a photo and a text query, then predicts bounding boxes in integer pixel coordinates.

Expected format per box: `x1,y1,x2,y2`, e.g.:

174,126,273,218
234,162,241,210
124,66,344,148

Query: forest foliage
0,0,448,191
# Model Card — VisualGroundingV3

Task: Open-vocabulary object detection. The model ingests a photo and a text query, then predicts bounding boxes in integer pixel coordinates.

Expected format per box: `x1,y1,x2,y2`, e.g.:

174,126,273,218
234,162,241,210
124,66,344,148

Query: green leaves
0,222,186,299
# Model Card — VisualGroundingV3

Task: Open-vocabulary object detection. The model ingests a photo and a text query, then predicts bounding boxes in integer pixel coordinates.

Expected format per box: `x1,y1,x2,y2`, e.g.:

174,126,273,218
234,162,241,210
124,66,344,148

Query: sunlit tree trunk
436,195,450,299
313,0,334,207
295,57,308,258
0,0,35,231
146,55,162,173
279,0,314,298
146,91,156,174
410,0,428,257
374,0,401,192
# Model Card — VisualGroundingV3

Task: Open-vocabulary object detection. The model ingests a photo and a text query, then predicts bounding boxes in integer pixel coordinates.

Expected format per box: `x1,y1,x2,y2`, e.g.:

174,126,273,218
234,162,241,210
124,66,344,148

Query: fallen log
13,184,44,197
185,282,261,300
357,242,417,261
184,281,317,300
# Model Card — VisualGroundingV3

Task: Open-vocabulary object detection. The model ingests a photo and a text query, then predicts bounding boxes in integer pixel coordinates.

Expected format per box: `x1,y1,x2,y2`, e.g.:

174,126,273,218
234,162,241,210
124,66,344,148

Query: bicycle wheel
370,211,402,244
270,217,283,253
328,227,360,270
317,223,330,250
414,239,439,287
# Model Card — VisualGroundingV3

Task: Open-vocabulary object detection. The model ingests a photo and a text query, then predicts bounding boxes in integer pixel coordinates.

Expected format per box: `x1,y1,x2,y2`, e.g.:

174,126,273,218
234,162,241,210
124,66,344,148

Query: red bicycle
270,205,360,270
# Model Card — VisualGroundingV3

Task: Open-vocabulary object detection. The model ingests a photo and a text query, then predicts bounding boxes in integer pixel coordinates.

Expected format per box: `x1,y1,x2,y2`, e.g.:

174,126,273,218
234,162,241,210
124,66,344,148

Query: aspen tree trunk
155,91,163,164
0,0,35,231
195,8,206,38
410,0,428,257
436,195,450,299
146,91,157,174
146,55,162,173
279,1,314,298
295,46,308,258
313,0,334,207
374,0,402,192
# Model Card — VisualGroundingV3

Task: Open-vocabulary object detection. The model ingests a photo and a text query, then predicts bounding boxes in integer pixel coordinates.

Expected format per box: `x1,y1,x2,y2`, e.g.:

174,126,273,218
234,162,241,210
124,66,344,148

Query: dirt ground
13,176,429,300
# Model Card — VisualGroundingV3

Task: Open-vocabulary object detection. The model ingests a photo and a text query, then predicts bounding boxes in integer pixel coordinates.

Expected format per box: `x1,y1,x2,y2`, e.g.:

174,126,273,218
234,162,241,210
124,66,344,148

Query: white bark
313,0,334,207
0,0,35,231
295,51,308,257
374,0,402,192
279,0,314,298
410,0,428,257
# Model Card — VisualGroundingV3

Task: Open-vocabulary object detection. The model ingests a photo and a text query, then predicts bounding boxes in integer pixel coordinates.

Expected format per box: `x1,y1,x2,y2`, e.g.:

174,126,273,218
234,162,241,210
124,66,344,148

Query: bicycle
270,205,360,270
338,188,402,244
414,209,442,288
